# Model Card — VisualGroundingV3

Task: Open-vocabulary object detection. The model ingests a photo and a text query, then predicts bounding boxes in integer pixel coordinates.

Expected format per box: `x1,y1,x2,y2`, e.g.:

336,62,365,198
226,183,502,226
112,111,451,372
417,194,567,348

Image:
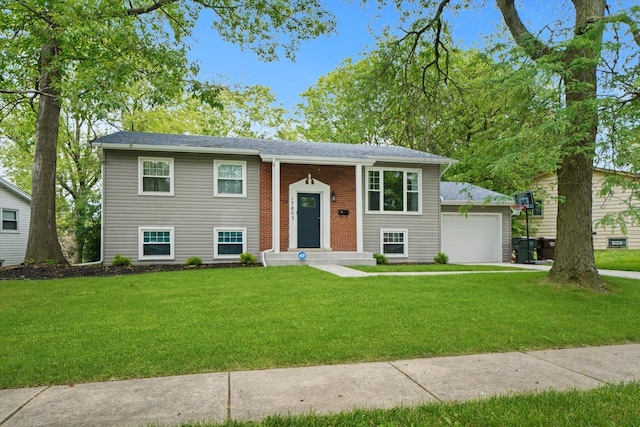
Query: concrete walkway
311,263,640,280
1,344,639,427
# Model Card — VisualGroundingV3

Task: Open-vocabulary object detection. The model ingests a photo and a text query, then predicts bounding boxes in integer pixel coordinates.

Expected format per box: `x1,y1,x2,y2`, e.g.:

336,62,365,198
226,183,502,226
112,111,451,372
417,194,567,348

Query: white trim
0,177,31,203
138,227,175,261
214,160,247,198
1,208,19,233
214,227,247,259
273,160,281,253
288,178,331,250
365,167,422,215
380,229,408,257
138,156,174,196
260,154,374,166
98,142,259,156
355,164,364,252
368,155,456,165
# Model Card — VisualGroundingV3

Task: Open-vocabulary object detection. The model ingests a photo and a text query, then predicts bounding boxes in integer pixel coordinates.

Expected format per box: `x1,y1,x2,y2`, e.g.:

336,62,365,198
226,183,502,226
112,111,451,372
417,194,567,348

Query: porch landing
263,251,376,267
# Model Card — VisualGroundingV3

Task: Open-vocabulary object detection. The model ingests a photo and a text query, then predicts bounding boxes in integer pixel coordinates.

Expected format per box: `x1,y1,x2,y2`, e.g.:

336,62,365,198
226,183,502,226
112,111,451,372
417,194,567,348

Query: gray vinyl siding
103,150,260,264
362,163,441,263
440,205,512,262
0,187,31,266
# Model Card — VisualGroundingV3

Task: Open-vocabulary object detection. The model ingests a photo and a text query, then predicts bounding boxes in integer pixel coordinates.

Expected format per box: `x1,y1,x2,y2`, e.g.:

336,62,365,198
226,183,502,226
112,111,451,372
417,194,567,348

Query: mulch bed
0,262,256,281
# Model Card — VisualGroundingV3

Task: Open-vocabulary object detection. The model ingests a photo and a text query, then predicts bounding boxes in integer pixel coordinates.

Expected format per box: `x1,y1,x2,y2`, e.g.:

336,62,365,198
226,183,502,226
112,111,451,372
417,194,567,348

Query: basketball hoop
510,205,525,216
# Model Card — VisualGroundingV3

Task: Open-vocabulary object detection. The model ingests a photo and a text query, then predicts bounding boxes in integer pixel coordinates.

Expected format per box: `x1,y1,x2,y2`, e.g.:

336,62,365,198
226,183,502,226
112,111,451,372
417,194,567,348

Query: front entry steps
263,251,376,267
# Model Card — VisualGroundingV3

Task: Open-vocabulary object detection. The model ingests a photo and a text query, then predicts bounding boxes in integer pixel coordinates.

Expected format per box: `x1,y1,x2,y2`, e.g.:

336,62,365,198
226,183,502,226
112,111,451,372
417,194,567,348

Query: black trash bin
512,237,537,263
537,238,556,260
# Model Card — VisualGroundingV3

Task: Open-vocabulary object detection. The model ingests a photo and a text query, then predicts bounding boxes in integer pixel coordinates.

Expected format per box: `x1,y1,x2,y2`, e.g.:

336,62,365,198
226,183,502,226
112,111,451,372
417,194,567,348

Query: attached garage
441,213,502,263
440,182,512,263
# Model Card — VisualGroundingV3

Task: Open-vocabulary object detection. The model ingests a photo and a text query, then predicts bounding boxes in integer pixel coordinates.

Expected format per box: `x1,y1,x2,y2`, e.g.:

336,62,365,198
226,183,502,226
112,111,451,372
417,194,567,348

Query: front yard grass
1,266,640,389
595,249,640,271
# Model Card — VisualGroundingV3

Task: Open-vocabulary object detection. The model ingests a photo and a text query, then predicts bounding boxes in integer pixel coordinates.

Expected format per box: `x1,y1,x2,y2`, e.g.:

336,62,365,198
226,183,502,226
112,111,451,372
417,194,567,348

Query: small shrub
185,256,203,266
239,252,257,265
44,259,58,266
434,252,449,264
373,253,389,265
111,254,132,267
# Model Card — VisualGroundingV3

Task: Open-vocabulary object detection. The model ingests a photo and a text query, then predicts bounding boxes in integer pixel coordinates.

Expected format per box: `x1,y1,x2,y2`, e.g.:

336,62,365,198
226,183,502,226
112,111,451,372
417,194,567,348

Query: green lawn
595,249,640,271
2,266,639,389
186,382,640,427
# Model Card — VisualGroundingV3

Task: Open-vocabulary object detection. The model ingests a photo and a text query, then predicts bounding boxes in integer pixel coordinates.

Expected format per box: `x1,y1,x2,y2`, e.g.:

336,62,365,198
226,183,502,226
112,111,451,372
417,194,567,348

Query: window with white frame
139,157,174,195
381,229,408,257
139,227,174,260
1,209,18,231
214,160,246,197
214,228,246,258
367,168,421,213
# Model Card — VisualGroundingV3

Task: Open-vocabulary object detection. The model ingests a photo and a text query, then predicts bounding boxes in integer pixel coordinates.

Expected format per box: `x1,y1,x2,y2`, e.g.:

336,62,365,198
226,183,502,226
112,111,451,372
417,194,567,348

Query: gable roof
440,182,511,206
0,176,31,203
93,131,456,166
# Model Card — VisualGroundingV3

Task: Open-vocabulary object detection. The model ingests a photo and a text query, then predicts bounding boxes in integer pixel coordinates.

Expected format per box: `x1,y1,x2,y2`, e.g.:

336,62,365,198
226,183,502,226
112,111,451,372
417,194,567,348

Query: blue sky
185,1,631,111
186,2,507,110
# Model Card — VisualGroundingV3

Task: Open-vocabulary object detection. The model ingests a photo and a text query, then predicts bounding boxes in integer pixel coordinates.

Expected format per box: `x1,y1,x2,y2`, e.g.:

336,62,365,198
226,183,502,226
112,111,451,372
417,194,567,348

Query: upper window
139,157,174,196
381,229,408,257
531,200,543,217
367,168,421,213
139,227,174,260
214,228,247,258
1,209,18,231
214,160,246,197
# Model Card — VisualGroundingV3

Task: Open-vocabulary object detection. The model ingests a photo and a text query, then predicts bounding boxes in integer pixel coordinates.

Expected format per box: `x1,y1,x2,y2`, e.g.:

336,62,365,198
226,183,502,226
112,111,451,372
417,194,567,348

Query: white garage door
441,213,502,263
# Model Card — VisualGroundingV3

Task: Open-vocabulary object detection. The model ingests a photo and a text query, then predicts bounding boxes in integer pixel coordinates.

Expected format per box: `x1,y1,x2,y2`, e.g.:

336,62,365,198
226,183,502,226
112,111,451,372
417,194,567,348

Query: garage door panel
441,213,501,263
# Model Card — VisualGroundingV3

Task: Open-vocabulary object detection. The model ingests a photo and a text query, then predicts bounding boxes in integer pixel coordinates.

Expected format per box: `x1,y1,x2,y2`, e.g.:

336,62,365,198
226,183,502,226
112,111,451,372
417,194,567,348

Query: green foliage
239,252,257,265
298,41,560,196
433,252,449,264
373,253,389,265
121,85,297,139
111,254,132,267
185,256,203,266
0,0,335,263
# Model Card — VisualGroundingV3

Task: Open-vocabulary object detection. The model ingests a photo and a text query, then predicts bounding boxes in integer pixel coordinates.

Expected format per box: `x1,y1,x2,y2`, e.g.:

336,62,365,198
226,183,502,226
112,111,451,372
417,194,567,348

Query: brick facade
259,162,357,251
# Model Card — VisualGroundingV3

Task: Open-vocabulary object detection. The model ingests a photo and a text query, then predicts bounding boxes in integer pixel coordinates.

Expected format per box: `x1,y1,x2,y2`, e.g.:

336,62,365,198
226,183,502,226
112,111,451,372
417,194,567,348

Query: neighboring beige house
0,177,31,266
528,168,639,250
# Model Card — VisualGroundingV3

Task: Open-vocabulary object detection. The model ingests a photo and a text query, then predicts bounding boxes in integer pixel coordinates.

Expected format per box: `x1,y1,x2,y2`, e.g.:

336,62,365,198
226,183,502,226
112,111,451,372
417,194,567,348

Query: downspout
261,158,279,267
440,161,454,178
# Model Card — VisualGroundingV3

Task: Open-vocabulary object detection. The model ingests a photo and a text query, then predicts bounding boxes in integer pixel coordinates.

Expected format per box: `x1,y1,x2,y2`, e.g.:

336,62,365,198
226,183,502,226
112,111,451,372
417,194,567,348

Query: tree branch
126,0,177,16
495,0,555,60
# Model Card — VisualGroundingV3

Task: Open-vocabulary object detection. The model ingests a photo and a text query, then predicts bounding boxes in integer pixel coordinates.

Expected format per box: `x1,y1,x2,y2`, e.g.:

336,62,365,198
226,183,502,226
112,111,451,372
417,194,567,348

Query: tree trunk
548,0,606,289
24,42,67,265
497,0,606,289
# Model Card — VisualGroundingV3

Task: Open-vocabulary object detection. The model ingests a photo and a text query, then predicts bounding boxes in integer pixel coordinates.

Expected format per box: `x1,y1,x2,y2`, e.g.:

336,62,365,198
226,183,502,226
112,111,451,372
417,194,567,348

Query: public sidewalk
1,344,640,427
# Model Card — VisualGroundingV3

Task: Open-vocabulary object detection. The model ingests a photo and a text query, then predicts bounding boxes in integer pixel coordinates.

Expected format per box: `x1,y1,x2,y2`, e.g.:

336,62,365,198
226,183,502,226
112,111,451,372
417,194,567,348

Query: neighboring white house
0,177,31,266
529,168,640,250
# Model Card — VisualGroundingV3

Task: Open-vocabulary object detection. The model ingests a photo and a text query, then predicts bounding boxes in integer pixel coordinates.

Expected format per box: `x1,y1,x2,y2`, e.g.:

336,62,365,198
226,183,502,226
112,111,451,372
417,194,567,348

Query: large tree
378,0,640,289
298,41,561,194
0,0,334,264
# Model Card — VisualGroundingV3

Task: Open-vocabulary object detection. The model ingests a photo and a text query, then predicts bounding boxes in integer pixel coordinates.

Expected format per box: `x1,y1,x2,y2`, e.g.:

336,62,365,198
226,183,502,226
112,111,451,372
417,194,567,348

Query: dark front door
297,193,321,248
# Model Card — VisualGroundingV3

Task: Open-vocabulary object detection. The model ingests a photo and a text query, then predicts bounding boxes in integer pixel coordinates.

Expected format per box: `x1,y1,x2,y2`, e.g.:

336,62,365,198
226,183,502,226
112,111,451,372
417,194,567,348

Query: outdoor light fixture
331,191,337,202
